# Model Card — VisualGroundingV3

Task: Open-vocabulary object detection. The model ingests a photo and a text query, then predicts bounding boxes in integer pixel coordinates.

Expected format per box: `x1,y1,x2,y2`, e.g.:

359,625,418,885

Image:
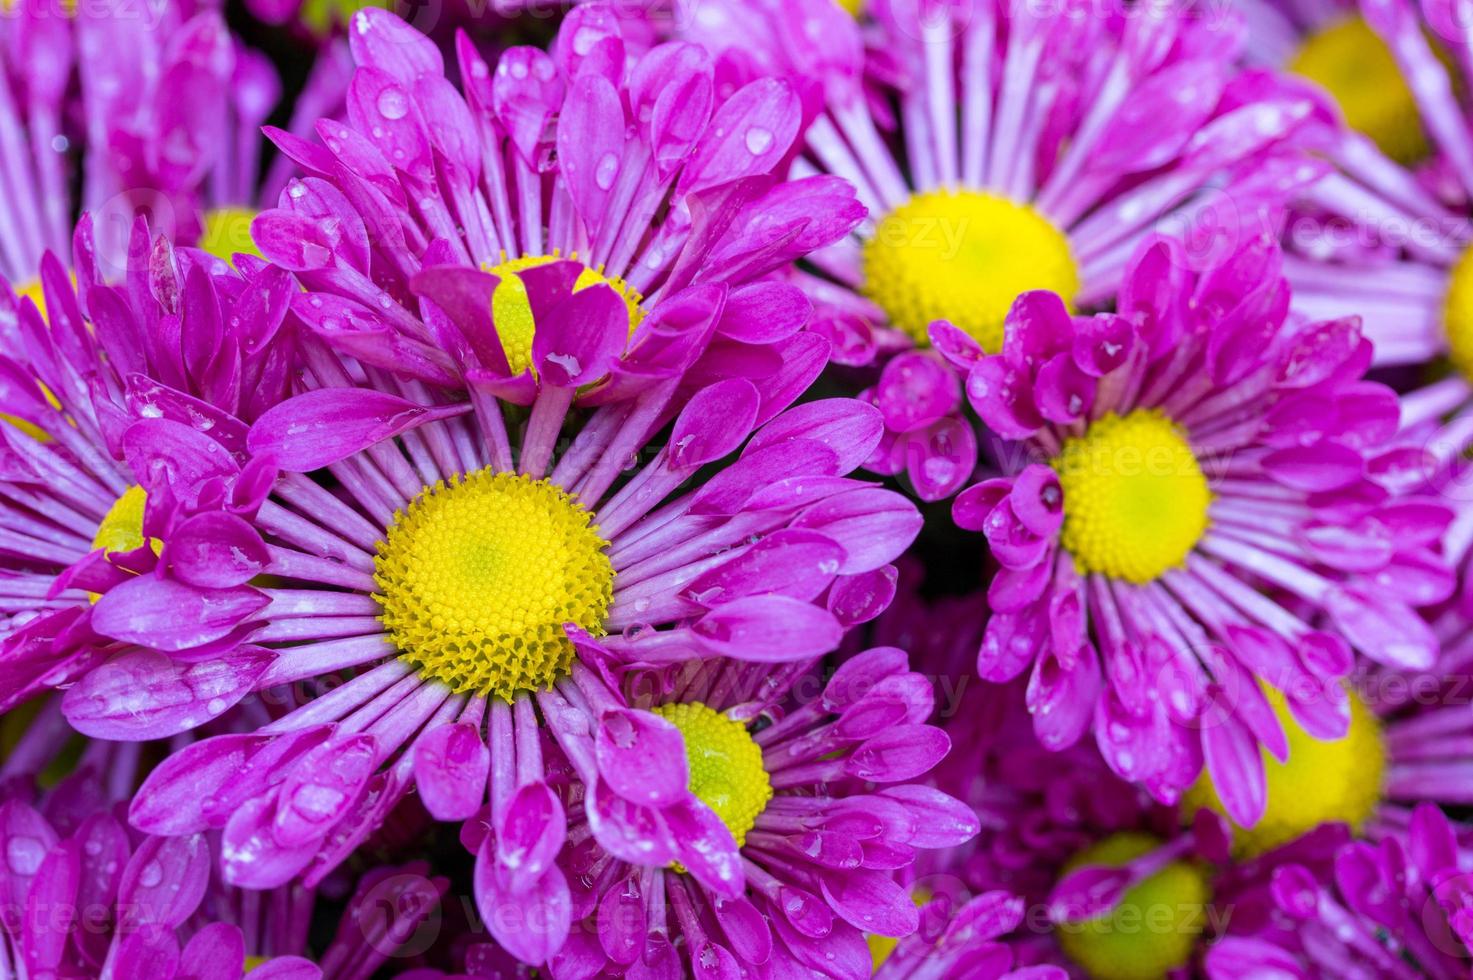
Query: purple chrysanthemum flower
0,704,446,980
1237,0,1473,378
0,2,349,289
1180,640,1473,863
0,218,296,687
250,5,863,404
1206,804,1473,979
0,796,445,979
950,231,1451,828
64,298,916,966
542,644,975,979
661,0,1321,501
1240,0,1473,602
867,570,1231,979
1238,0,1437,166
871,891,1066,980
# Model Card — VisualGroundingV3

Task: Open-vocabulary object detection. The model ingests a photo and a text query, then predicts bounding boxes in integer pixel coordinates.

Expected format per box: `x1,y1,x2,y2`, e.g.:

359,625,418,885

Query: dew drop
595,153,619,191
138,859,164,889
6,837,45,876
377,87,409,121
744,128,773,155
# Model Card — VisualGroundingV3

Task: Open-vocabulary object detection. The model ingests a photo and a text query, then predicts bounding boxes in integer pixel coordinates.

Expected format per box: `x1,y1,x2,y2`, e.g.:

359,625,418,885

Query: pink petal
595,709,690,808
413,723,490,821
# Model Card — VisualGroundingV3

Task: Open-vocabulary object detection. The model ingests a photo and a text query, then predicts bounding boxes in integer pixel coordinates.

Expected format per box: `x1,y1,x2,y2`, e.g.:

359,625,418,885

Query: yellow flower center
652,701,773,849
374,469,614,702
1183,685,1385,857
198,207,262,264
1056,833,1210,980
1051,410,1211,584
485,254,644,377
1441,245,1473,382
1288,16,1428,163
87,485,157,602
243,957,270,973
835,0,863,14
862,189,1079,352
92,485,153,555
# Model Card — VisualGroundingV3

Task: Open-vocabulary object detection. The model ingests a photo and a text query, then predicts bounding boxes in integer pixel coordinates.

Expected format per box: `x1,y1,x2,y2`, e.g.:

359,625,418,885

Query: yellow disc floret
374,469,614,702
1051,410,1211,584
1442,245,1473,382
485,254,645,377
1289,16,1428,163
653,701,773,848
1056,833,1211,980
1183,685,1385,857
198,207,262,264
835,0,864,14
862,189,1079,352
92,485,153,556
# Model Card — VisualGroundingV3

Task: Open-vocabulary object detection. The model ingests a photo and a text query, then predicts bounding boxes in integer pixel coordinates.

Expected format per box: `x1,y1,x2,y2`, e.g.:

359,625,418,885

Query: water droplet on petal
138,859,164,888
377,87,409,121
595,153,619,191
6,837,45,876
744,127,773,154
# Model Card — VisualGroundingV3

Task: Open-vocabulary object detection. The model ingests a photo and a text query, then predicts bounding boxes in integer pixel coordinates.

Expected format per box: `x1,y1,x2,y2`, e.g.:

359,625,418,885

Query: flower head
0,2,348,285
1239,0,1429,162
0,706,446,979
547,644,976,978
664,0,1321,500
0,217,297,704
250,5,864,408
1206,804,1473,979
65,294,916,967
951,232,1450,826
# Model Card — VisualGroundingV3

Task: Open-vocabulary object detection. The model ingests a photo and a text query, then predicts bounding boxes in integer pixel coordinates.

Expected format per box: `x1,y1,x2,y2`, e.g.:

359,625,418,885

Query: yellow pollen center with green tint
1056,832,1210,980
88,485,156,603
862,189,1079,352
1051,410,1211,584
243,957,271,974
374,469,614,702
485,254,645,377
1289,16,1428,163
198,207,263,264
652,701,773,849
92,485,152,555
834,0,863,14
1441,246,1473,382
1183,685,1385,857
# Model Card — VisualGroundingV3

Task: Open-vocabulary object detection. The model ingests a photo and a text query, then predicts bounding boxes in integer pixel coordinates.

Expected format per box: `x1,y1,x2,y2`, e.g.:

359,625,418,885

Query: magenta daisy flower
865,575,1228,980
0,217,296,698
251,5,863,405
1237,0,1473,378
0,703,447,980
1239,0,1435,165
872,891,1067,980
0,794,445,979
1206,804,1473,979
0,1,350,289
665,0,1321,500
67,306,914,965
1180,638,1473,867
950,231,1450,827
545,642,975,978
